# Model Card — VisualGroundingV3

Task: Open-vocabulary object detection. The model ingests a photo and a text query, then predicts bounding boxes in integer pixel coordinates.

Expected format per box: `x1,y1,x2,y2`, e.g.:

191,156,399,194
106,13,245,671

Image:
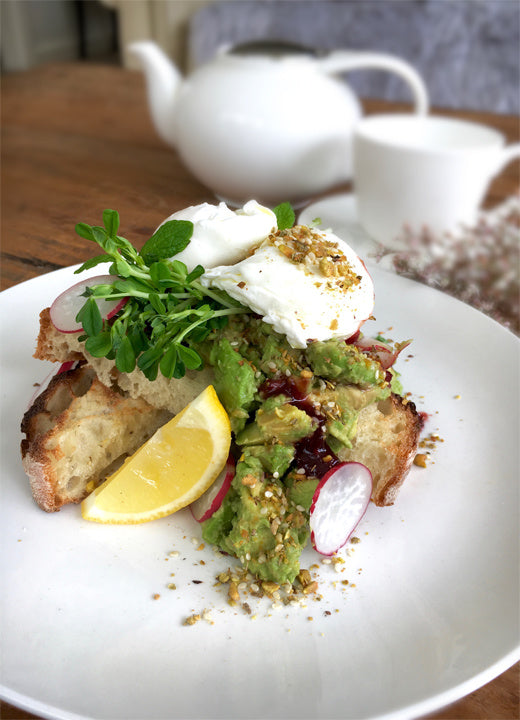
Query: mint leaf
140,220,193,265
273,202,295,231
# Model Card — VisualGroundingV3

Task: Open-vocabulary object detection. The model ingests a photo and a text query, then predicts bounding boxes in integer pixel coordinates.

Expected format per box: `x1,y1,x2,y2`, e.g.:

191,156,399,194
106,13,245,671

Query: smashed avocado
202,452,308,584
209,338,258,434
237,395,317,446
196,316,395,585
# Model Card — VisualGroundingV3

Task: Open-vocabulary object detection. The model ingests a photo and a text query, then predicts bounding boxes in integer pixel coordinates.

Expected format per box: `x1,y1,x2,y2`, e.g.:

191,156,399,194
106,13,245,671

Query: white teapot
131,40,429,206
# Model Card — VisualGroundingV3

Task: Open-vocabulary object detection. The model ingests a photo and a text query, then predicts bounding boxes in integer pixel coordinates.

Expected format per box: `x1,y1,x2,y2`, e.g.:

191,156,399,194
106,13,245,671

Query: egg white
202,232,374,348
158,200,277,271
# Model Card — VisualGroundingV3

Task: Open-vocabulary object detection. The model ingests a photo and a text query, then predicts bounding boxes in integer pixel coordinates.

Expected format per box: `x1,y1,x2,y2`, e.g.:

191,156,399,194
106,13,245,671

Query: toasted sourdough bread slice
27,307,423,510
21,365,171,511
34,308,212,415
337,394,423,506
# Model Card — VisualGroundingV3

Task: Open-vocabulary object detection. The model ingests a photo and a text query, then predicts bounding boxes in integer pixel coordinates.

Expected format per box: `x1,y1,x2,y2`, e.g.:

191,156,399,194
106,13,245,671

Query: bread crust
338,394,424,506
21,365,171,512
34,308,212,416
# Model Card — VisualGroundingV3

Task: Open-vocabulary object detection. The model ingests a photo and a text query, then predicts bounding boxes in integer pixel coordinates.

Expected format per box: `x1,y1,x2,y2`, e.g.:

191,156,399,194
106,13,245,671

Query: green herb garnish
73,204,295,381
73,209,249,381
273,202,296,231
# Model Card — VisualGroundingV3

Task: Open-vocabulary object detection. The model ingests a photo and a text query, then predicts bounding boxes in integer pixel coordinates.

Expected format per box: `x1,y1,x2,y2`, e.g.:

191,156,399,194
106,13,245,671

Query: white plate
1,265,519,720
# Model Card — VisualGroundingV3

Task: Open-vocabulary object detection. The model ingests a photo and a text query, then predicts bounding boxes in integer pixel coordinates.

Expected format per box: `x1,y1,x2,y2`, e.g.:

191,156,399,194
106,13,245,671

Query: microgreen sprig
73,203,294,381
73,209,250,380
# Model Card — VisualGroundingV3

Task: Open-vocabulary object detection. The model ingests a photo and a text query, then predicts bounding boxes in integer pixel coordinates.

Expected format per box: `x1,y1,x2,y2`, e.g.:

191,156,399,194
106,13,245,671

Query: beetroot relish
293,429,341,478
259,376,340,478
259,374,311,402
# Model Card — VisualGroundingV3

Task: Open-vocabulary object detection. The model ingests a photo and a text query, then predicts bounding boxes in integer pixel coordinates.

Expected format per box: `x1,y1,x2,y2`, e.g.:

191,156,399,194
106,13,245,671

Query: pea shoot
73,203,294,381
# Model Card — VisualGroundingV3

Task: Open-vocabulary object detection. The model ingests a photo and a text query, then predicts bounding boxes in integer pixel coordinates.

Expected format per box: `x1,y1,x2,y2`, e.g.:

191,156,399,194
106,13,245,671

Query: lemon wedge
81,385,231,523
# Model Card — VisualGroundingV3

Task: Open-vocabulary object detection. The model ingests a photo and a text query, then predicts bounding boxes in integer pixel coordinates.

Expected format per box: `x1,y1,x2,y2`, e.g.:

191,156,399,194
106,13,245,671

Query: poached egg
201,221,374,349
159,200,277,271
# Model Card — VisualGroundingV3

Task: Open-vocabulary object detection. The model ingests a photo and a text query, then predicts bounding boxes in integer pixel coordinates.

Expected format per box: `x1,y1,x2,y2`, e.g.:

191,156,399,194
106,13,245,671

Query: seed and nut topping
267,226,363,292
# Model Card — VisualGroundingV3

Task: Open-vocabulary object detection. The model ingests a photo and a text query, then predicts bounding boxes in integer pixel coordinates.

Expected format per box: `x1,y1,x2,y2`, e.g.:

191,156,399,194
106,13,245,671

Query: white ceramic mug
353,114,520,250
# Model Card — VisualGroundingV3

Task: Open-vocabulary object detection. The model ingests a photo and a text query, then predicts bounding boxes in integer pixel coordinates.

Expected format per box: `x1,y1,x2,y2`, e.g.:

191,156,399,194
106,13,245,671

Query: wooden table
1,63,519,720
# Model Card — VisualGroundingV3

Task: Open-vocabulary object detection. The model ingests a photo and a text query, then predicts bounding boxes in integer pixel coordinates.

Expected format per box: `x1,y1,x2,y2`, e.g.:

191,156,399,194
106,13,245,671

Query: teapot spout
129,41,182,148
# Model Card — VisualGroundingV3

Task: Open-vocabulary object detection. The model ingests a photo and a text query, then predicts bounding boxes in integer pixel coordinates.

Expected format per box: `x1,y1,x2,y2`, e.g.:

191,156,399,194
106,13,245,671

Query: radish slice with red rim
26,361,79,410
50,274,127,333
57,360,78,374
190,455,235,523
353,336,411,370
353,336,393,353
310,462,373,556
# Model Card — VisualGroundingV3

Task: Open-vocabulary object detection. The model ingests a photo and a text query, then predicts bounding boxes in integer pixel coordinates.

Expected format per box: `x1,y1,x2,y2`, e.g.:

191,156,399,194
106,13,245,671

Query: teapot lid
229,39,317,58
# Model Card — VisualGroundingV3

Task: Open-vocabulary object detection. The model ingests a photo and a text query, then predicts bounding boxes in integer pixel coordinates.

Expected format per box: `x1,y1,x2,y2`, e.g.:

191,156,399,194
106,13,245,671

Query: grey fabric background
188,0,520,114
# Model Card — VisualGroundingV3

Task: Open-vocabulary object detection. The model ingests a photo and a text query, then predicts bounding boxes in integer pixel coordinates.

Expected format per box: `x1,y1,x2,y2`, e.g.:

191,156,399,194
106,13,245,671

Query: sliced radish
57,360,77,374
354,336,411,370
353,336,392,354
50,274,127,333
345,330,361,344
310,462,373,556
26,361,79,410
190,456,235,523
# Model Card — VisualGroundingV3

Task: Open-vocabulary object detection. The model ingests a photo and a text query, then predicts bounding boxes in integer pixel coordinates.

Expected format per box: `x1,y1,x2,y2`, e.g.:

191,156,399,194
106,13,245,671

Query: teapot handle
316,51,429,115
493,143,520,176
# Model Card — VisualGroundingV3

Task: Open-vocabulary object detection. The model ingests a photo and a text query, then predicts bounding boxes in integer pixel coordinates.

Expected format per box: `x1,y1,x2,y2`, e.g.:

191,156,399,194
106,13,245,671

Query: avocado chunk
209,338,260,433
322,383,390,450
305,339,385,388
326,413,358,450
287,475,319,512
245,443,295,476
201,452,308,584
199,492,236,547
237,397,317,446
233,318,306,378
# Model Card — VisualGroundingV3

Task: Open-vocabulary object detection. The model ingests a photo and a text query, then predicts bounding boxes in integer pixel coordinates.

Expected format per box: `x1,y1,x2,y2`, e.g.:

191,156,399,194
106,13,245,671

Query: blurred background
1,0,519,114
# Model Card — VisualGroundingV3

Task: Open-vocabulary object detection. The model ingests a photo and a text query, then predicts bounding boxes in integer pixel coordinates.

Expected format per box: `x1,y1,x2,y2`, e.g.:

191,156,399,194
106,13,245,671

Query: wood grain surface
1,62,518,720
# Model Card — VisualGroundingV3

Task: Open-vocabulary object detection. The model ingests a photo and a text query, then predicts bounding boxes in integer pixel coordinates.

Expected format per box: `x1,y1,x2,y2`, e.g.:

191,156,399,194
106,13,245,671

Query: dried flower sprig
379,196,520,335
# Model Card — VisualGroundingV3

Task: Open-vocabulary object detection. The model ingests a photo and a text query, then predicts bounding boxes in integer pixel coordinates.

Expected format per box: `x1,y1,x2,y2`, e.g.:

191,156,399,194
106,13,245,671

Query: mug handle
316,50,429,115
